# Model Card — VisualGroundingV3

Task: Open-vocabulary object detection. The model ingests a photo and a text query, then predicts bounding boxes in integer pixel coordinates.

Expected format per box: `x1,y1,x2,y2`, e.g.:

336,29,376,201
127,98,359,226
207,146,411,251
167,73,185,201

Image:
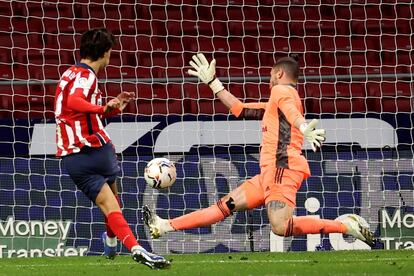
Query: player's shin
284,217,347,236
106,211,139,251
170,197,234,230
105,195,122,239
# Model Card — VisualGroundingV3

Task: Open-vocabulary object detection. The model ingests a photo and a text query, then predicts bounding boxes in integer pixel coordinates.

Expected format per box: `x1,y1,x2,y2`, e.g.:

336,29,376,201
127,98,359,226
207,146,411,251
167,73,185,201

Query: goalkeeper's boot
142,205,167,239
342,214,376,247
132,246,171,270
101,232,117,260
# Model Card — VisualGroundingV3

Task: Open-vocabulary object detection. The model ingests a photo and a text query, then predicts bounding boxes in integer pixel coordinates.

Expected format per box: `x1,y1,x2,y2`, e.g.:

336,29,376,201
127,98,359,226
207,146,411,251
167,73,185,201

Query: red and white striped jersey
54,63,113,157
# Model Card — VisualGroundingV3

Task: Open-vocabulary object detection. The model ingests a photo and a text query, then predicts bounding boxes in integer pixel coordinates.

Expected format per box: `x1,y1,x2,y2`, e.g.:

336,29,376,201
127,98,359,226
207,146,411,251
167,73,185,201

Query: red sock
170,199,231,230
284,217,347,237
105,195,122,238
107,211,139,251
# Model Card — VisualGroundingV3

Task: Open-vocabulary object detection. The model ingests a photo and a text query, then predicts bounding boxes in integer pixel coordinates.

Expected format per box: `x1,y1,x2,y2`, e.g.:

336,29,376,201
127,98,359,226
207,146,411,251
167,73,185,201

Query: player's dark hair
80,28,116,61
273,55,300,81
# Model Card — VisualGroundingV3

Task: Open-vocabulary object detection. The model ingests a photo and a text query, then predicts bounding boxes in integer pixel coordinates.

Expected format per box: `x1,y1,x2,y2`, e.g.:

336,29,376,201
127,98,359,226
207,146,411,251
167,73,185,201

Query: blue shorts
62,142,120,203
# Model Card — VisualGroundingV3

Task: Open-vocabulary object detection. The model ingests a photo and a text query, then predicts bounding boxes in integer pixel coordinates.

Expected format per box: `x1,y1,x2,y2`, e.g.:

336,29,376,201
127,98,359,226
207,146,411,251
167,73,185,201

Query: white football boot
342,214,376,247
142,205,170,239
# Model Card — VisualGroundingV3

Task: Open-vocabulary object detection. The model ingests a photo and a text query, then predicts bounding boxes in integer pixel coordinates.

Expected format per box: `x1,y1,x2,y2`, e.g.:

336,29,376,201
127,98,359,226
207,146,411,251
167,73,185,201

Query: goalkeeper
144,53,375,246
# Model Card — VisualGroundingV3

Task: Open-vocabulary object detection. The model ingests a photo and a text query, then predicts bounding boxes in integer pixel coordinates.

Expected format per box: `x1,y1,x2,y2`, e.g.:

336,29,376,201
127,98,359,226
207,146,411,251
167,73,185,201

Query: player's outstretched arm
67,89,106,114
67,88,129,116
187,53,265,119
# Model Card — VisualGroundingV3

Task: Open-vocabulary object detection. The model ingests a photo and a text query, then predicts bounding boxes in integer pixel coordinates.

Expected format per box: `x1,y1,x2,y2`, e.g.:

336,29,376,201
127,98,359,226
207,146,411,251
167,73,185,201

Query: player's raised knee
270,222,286,236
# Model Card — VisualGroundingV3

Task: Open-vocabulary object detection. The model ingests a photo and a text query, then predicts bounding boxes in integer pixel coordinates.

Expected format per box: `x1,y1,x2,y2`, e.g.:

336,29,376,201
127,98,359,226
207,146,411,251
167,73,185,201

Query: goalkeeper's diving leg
143,177,264,238
264,168,376,248
268,201,376,247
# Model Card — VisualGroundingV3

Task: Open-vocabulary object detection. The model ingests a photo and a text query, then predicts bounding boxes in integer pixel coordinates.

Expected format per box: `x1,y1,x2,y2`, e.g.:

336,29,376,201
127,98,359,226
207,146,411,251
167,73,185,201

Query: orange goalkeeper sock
107,211,139,251
105,195,122,238
170,199,231,230
284,217,347,236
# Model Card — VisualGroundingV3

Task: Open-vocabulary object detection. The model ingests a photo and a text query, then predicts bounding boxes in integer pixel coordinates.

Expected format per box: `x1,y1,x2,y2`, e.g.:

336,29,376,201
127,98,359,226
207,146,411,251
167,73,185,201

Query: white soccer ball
144,158,176,189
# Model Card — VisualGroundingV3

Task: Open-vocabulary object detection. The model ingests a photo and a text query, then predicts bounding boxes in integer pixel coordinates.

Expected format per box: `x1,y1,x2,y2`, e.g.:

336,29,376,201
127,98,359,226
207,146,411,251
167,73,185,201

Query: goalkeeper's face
269,68,281,89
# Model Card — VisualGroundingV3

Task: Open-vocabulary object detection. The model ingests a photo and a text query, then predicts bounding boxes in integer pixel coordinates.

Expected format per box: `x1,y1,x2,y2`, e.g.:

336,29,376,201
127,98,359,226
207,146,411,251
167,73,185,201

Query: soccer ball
144,158,176,189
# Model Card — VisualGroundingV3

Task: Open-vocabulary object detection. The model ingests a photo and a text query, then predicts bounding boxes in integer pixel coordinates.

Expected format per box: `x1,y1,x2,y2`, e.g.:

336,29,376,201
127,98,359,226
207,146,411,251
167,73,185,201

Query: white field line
1,257,413,268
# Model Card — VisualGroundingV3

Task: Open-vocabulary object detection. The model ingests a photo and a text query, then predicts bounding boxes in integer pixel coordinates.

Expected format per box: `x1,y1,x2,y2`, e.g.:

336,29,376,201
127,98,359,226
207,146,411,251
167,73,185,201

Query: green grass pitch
0,250,412,276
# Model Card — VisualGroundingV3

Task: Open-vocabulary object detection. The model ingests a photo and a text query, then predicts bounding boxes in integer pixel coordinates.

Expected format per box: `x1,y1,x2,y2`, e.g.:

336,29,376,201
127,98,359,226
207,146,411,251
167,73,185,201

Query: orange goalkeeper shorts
240,166,306,208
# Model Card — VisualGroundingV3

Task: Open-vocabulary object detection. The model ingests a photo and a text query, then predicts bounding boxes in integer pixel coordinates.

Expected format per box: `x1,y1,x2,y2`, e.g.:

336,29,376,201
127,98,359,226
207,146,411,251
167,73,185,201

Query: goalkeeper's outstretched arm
188,53,266,119
216,89,266,119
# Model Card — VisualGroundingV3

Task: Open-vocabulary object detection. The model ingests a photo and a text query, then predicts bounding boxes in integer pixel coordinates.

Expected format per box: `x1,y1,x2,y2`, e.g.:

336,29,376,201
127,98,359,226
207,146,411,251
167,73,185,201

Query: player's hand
104,98,121,113
187,53,224,94
117,91,135,111
117,91,135,103
299,119,326,152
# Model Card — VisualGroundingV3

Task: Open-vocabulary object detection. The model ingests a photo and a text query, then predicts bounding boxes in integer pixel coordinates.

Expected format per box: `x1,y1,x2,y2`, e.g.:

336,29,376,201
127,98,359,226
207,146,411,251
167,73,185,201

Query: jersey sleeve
67,92,105,114
271,87,303,125
67,72,105,114
230,101,267,120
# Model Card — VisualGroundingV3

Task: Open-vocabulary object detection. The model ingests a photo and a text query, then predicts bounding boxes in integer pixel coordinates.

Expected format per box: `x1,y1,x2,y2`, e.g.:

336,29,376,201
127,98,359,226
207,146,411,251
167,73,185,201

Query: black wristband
207,77,216,86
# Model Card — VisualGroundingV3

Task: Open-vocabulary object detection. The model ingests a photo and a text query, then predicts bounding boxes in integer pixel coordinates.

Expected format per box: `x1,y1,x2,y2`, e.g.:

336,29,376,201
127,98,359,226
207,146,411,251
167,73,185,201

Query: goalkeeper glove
299,119,326,152
187,53,224,94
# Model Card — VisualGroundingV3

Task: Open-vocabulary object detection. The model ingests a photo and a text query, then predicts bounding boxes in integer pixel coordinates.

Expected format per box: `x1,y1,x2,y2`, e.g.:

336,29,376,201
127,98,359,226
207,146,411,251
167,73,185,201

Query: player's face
101,49,112,69
269,68,282,89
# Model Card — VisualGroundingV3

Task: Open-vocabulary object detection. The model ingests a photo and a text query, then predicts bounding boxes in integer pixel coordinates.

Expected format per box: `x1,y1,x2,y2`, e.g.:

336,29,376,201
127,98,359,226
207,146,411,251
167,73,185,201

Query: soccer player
143,53,375,247
54,28,170,269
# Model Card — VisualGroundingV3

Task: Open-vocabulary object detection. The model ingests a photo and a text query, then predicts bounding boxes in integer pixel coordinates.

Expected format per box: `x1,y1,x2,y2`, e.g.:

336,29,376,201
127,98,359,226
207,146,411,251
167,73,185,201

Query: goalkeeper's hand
187,53,224,94
299,119,326,152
